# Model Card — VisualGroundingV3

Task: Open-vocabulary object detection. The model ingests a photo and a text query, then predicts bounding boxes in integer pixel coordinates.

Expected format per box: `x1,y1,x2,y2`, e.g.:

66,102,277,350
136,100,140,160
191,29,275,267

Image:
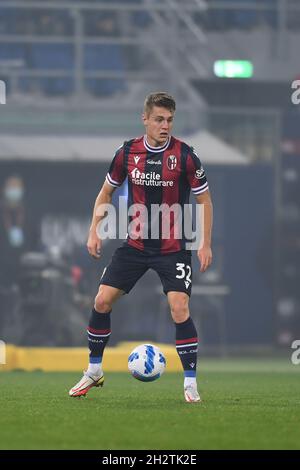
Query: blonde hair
143,92,176,116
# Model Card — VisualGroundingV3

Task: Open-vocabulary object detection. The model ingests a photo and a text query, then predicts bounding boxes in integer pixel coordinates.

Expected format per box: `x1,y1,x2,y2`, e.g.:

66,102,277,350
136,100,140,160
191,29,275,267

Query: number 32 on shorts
175,263,192,288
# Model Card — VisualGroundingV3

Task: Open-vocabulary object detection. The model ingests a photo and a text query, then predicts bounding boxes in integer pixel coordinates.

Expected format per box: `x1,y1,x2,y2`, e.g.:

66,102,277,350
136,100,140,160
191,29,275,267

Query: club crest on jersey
167,155,177,170
134,156,140,164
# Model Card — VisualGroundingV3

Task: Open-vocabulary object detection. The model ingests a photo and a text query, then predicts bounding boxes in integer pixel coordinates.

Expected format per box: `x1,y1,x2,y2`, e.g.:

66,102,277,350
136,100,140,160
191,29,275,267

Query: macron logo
134,156,140,164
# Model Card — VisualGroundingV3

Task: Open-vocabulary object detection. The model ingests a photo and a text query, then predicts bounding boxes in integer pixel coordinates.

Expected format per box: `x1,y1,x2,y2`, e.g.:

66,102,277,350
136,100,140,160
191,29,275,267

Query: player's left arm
185,146,213,272
195,190,213,272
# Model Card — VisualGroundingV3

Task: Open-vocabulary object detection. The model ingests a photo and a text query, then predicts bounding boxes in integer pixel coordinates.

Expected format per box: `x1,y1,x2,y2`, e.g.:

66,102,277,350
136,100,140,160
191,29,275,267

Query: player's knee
171,309,189,323
94,292,112,313
169,297,189,322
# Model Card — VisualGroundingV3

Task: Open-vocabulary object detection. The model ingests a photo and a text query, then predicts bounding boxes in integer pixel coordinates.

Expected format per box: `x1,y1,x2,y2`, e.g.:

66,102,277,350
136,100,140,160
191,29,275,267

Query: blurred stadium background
0,0,299,359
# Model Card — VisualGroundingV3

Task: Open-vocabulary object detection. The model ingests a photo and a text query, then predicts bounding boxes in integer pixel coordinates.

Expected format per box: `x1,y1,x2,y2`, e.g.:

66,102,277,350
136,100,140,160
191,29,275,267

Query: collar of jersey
143,135,171,153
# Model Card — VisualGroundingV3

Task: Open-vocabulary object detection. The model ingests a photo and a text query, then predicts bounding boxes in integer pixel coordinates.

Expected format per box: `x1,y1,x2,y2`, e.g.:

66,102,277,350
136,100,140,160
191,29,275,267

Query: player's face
142,106,174,147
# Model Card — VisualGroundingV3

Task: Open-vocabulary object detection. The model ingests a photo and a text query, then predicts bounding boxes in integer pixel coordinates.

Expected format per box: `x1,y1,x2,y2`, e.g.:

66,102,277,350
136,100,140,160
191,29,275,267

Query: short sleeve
186,148,209,195
106,145,127,188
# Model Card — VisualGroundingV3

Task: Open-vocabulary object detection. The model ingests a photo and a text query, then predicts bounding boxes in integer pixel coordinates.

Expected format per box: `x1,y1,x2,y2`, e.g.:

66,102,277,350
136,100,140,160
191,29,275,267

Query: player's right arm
87,144,126,259
87,181,116,259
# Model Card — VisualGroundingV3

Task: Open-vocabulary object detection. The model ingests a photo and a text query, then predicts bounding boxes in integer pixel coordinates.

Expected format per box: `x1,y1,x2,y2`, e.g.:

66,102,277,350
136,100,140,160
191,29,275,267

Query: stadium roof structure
0,131,249,165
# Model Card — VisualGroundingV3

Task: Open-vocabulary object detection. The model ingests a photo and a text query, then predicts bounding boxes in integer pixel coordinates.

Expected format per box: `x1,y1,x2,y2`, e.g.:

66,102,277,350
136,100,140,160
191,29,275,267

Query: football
128,344,166,382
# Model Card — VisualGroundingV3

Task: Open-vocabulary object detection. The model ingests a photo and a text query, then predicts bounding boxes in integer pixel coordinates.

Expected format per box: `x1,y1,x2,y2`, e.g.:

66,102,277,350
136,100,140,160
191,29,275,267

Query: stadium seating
29,44,74,95
0,1,296,97
84,44,126,96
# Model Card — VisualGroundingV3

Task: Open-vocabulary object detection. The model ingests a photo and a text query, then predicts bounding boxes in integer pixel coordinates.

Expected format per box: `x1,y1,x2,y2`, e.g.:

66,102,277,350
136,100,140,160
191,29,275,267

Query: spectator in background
86,11,119,37
0,176,36,287
36,12,56,35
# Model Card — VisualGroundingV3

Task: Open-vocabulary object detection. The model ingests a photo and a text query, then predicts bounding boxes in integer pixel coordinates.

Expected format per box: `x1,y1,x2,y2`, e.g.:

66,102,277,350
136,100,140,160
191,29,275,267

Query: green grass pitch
0,359,299,450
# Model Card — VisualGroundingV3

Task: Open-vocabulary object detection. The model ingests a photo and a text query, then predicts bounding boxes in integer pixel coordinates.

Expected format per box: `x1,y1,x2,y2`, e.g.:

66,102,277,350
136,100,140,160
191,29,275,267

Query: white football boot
184,384,201,403
69,371,104,397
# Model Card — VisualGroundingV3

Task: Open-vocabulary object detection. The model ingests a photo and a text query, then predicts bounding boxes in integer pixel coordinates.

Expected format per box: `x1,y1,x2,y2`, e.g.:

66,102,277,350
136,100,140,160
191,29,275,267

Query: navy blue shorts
100,245,192,296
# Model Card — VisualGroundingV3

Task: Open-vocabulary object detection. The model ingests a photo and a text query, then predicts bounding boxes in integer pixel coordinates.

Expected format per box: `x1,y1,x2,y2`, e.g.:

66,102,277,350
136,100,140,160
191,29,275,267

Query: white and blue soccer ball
128,344,166,382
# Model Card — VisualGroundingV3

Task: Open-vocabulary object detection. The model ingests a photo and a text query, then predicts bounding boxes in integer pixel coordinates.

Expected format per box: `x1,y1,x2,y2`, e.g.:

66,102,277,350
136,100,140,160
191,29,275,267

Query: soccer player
69,92,213,402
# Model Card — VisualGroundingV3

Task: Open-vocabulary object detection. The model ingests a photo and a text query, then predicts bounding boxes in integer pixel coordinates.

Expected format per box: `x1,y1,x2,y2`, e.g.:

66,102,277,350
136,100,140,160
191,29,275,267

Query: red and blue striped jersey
105,135,209,254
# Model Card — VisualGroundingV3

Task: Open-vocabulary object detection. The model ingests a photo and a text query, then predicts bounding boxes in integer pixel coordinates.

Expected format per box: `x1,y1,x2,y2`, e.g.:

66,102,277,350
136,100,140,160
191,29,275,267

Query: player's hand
87,230,102,259
197,245,212,272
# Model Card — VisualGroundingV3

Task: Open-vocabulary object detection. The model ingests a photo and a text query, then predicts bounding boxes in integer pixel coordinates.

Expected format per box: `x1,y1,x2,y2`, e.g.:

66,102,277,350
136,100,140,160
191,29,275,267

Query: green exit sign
214,60,253,78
